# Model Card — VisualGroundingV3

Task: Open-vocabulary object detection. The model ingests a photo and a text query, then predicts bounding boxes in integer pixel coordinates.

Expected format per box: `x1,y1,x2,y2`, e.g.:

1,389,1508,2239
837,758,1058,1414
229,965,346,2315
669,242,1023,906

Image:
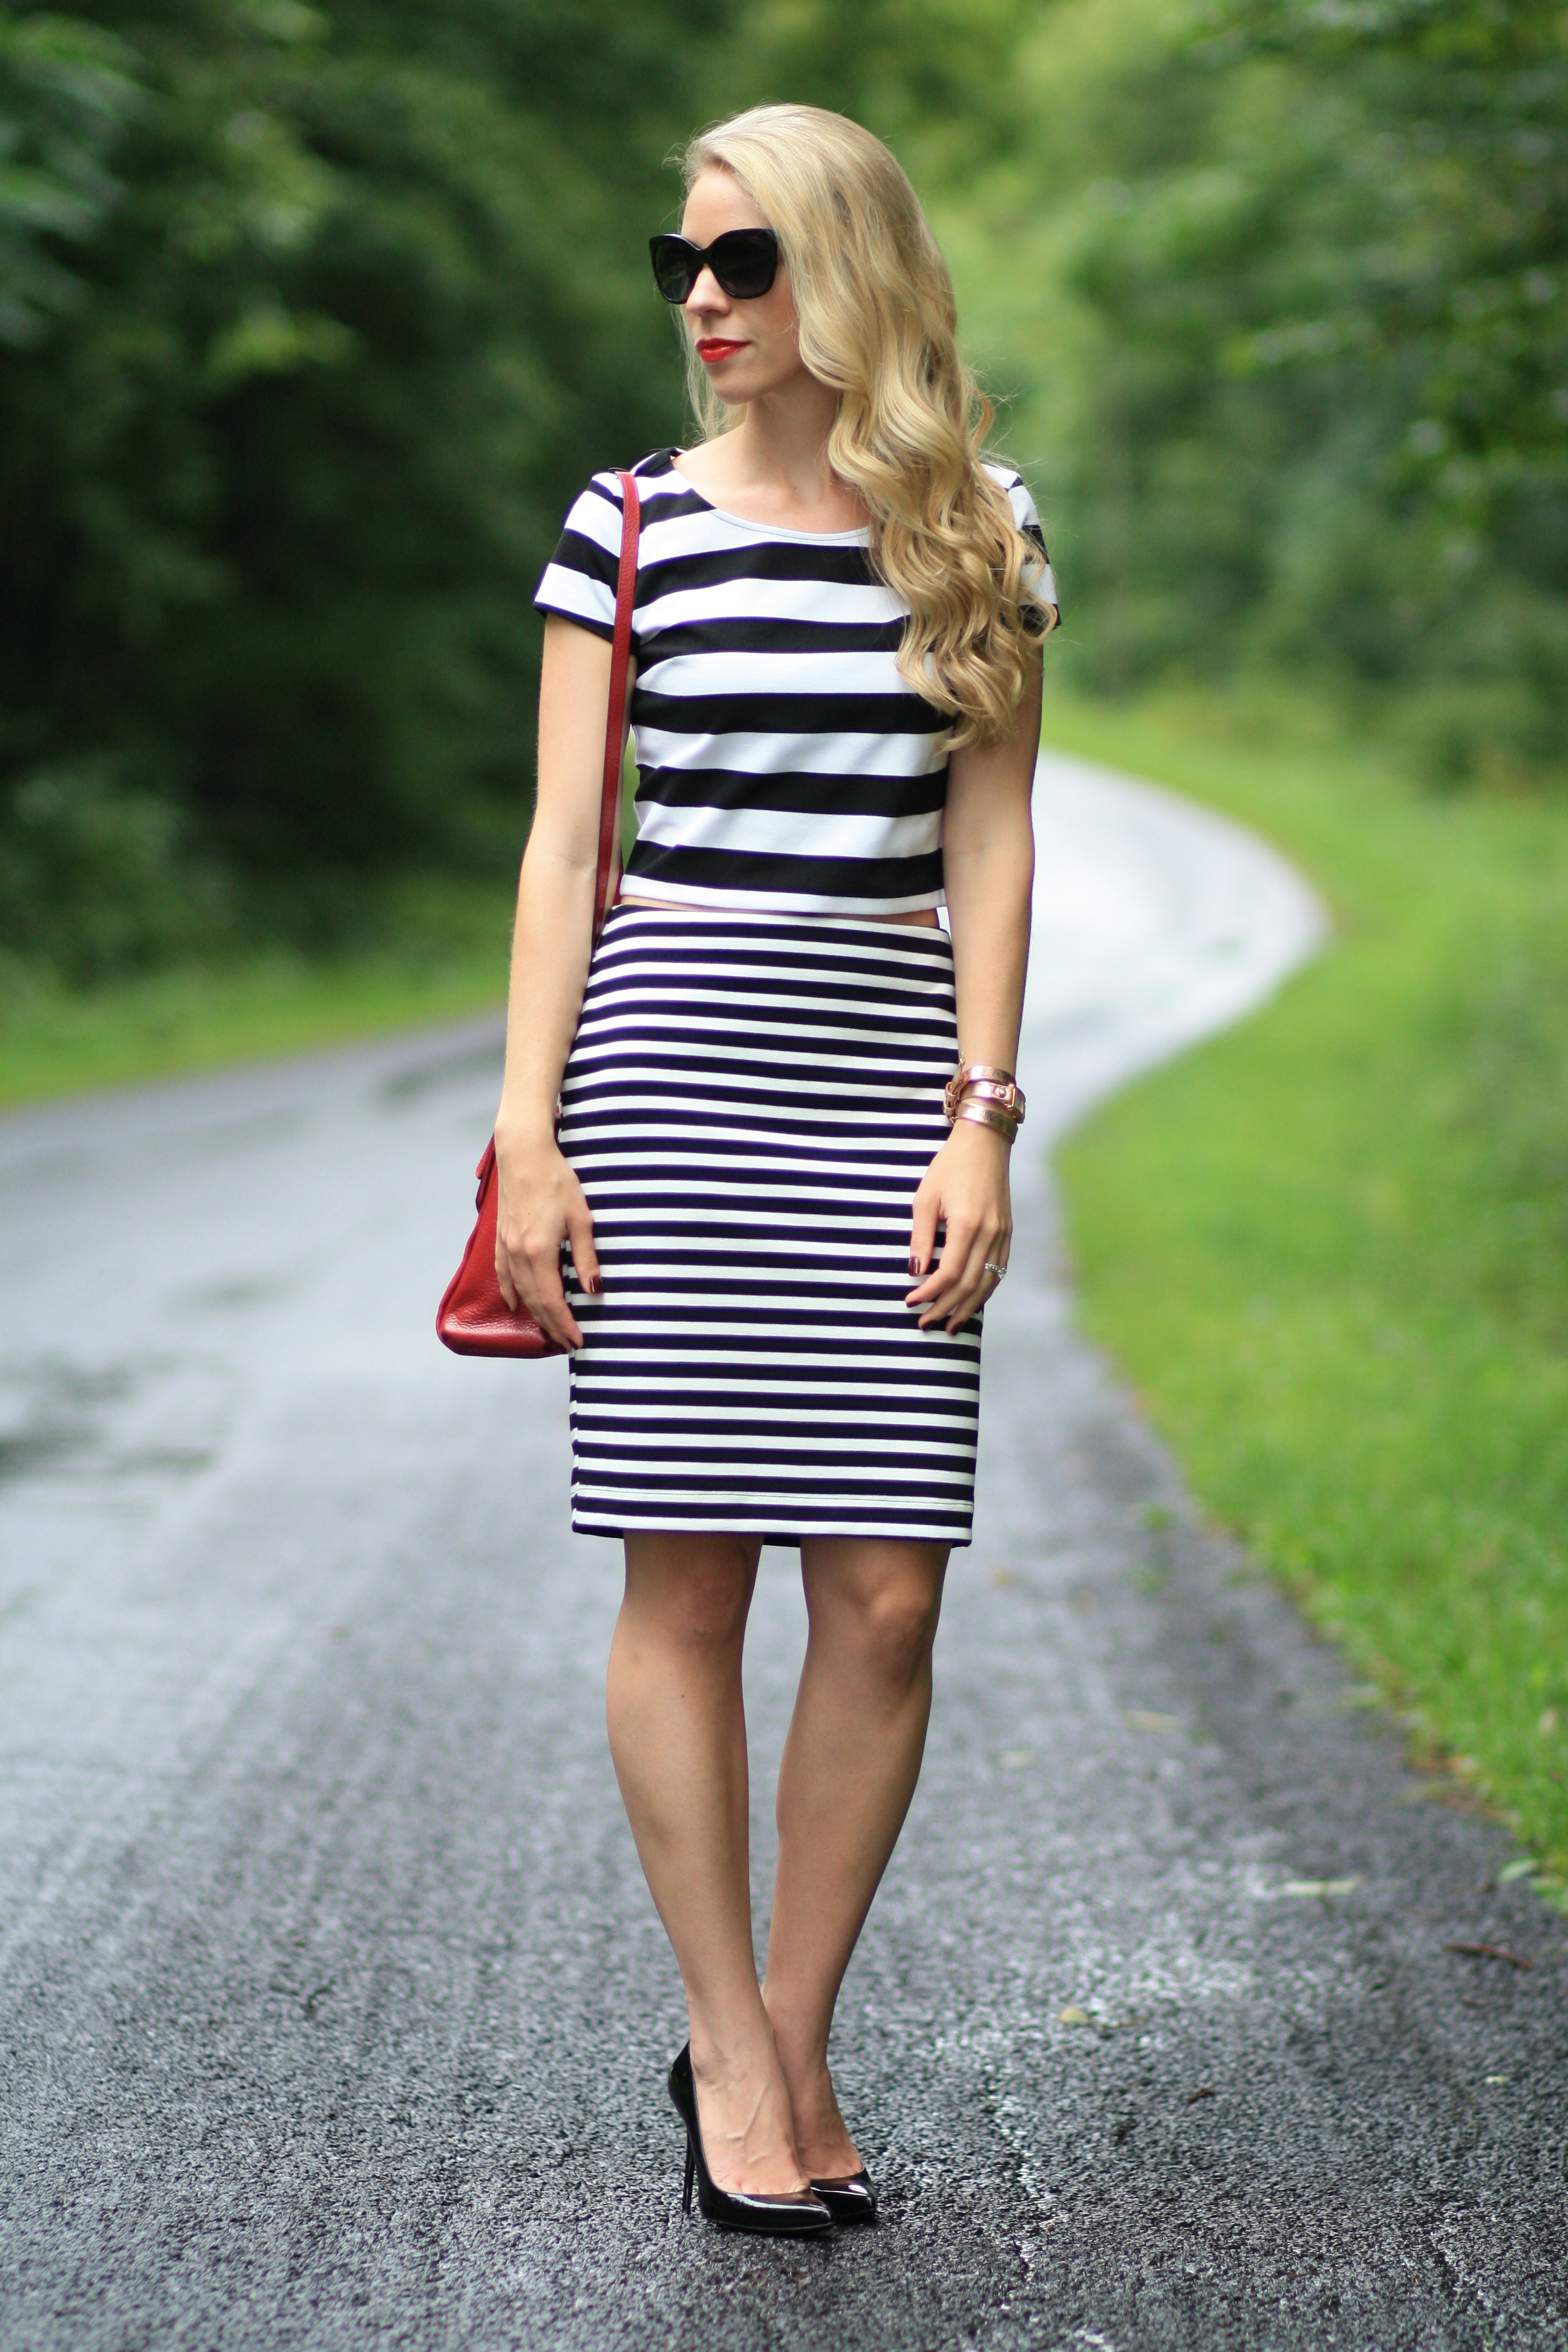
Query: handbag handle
592,469,642,940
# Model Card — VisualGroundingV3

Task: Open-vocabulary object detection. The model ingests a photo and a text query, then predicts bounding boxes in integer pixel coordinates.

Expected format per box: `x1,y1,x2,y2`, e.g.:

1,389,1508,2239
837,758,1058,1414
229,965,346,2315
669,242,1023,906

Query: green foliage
972,0,1568,777
0,869,514,1100
743,0,1037,173
0,756,226,980
0,9,142,343
0,0,727,941
1045,688,1568,1880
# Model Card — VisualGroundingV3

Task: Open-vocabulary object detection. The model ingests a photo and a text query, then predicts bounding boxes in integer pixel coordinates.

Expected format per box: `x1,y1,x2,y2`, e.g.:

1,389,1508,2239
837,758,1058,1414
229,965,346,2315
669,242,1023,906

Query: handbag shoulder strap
592,468,642,942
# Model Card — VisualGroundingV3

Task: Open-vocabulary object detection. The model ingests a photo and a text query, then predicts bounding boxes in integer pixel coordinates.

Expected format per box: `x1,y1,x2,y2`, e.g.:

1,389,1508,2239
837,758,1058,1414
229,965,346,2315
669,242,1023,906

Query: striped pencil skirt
556,906,979,1545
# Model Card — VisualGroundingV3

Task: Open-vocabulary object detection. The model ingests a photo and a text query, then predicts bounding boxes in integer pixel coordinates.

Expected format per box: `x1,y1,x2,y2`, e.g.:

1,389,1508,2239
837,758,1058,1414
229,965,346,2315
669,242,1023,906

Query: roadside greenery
958,0,1567,777
1045,688,1568,1886
0,873,513,1103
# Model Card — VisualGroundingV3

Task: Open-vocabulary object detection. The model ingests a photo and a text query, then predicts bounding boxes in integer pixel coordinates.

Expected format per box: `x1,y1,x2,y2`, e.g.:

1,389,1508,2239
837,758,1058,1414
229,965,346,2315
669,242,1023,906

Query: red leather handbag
436,469,641,1357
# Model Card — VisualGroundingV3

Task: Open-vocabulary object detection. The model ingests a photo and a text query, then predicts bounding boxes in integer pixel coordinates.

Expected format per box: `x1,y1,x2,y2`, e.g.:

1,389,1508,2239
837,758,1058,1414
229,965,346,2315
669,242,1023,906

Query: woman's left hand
905,1120,1013,1332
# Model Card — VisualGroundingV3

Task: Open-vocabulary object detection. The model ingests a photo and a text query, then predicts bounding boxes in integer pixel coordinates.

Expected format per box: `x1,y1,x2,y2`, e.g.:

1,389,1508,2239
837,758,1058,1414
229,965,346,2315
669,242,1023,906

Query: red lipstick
696,339,746,364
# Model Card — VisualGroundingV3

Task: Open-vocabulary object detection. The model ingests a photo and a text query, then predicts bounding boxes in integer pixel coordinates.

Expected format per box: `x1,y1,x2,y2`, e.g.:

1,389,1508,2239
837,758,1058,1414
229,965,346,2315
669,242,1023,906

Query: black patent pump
809,2169,878,2226
667,2045,832,2236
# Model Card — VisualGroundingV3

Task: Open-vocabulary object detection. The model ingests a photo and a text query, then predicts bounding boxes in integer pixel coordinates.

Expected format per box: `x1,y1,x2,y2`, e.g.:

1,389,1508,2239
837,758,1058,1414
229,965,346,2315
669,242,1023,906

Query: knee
673,1563,752,1652
624,1537,754,1657
844,1569,942,1690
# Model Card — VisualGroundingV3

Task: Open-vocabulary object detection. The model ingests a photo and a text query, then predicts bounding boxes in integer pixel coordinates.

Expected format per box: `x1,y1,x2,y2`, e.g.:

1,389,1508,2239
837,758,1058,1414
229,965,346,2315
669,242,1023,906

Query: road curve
1,753,1562,2351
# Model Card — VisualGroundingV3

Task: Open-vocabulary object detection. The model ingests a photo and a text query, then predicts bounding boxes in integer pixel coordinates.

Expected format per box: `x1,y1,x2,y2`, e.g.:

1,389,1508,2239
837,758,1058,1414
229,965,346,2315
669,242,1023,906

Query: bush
0,759,227,984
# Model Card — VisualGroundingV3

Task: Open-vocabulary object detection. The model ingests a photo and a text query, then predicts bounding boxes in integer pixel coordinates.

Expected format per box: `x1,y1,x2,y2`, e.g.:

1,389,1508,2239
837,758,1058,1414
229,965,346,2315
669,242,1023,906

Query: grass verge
0,877,513,1109
1042,687,1568,1889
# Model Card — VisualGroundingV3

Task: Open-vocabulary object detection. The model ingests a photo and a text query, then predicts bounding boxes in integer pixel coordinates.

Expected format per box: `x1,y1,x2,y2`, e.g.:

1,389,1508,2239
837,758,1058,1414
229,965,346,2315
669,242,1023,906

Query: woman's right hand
493,1126,601,1351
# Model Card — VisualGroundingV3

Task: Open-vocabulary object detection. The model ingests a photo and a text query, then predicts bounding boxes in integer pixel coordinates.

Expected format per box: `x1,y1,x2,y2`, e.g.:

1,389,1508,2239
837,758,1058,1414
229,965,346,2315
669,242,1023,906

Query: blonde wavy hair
678,105,1056,750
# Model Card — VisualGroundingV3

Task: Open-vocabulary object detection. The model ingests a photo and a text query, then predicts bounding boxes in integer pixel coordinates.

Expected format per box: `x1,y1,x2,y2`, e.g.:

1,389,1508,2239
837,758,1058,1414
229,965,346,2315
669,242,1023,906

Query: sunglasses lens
711,231,777,299
648,237,697,302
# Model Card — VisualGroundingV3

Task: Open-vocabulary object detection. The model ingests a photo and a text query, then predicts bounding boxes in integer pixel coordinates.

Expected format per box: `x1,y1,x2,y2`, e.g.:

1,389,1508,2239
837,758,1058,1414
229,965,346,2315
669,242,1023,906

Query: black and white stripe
535,448,1055,918
557,907,978,1544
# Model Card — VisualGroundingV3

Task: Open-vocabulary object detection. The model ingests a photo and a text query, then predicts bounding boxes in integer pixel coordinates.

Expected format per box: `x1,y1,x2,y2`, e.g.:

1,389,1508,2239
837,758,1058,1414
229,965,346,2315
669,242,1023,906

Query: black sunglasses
648,228,780,305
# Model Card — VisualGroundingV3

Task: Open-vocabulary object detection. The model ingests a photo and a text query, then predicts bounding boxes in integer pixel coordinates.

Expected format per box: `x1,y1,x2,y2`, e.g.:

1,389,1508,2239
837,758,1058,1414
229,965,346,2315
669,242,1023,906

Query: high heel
668,2045,832,2236
809,2168,878,2226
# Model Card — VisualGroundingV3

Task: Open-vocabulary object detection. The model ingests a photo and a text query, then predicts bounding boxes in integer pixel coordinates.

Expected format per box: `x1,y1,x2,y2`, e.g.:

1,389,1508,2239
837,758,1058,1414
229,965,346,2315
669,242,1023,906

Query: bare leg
606,1530,809,2197
762,1537,947,2177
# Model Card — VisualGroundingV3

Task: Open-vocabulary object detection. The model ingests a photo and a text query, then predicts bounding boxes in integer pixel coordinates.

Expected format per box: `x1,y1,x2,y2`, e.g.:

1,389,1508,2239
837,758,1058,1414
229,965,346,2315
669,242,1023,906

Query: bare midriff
618,897,940,928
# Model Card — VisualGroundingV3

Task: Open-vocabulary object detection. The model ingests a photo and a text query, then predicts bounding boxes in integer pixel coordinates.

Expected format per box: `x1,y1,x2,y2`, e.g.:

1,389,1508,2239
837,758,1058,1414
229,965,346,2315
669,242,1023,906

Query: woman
494,103,1056,2236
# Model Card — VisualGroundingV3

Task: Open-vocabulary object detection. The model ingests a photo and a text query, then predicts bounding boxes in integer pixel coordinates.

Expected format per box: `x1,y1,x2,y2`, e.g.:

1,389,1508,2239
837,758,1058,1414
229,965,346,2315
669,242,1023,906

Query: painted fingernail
588,1274,602,1296
909,1255,921,1276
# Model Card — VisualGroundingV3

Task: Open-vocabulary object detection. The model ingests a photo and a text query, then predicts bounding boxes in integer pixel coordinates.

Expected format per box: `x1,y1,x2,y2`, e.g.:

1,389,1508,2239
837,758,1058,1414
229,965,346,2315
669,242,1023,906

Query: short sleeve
534,471,627,644
998,469,1060,626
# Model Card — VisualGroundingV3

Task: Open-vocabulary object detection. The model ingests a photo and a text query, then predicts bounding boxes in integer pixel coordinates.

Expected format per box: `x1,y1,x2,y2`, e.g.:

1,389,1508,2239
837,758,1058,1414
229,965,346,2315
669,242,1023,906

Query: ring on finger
984,1259,1008,1280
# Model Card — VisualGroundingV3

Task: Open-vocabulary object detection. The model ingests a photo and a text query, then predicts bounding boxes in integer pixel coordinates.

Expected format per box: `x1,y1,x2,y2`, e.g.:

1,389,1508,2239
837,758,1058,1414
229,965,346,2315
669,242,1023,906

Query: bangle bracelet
953,1100,1019,1143
944,1069,1026,1129
962,1080,1027,1125
944,1063,1019,1122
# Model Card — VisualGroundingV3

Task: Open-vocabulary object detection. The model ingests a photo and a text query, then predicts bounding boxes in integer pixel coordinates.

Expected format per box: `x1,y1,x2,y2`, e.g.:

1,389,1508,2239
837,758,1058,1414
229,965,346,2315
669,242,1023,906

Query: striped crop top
532,447,1057,916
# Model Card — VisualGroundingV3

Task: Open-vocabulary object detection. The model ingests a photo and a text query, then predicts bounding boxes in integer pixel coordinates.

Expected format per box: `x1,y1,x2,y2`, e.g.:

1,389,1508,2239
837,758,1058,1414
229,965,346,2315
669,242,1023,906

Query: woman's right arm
492,612,620,1350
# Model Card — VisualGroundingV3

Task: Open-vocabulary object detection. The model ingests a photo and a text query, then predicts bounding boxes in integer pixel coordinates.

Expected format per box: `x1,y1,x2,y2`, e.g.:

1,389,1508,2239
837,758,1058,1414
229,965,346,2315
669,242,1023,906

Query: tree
991,0,1567,777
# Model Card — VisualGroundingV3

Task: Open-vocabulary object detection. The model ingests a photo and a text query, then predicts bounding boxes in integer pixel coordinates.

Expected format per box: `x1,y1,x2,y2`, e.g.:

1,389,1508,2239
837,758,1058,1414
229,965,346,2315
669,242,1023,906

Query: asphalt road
2,753,1564,2351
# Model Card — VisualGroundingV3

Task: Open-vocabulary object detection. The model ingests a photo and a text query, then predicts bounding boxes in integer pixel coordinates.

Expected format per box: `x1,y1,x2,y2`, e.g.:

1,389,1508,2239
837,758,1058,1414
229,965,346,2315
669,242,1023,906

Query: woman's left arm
906,648,1041,1331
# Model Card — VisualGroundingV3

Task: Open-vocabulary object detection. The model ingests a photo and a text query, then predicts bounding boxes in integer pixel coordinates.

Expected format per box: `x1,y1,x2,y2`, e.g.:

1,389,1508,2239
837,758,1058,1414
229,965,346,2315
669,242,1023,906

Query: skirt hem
572,1518,971,1546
